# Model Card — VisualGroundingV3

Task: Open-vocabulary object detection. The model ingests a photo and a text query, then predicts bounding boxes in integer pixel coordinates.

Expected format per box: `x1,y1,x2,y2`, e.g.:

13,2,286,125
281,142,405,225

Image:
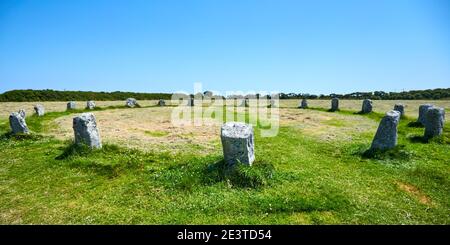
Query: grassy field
0,100,449,224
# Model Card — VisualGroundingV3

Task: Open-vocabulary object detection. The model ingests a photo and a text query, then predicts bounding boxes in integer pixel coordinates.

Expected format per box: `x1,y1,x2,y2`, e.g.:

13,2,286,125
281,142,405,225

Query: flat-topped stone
67,101,76,110
158,99,166,106
221,122,255,166
34,104,45,116
424,107,445,139
86,100,96,109
73,113,102,149
370,110,400,150
331,98,339,111
9,112,29,134
418,104,433,125
125,98,138,107
361,99,373,114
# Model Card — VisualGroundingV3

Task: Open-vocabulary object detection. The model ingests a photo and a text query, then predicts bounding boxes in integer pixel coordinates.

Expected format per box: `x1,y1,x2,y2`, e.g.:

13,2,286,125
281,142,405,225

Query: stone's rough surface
86,100,96,109
424,107,445,139
73,113,102,148
361,99,373,114
67,101,76,110
299,98,308,109
125,98,137,107
221,122,255,166
34,104,45,116
331,98,339,111
370,110,400,150
9,112,29,134
158,99,166,106
393,104,405,117
18,109,26,118
418,104,433,125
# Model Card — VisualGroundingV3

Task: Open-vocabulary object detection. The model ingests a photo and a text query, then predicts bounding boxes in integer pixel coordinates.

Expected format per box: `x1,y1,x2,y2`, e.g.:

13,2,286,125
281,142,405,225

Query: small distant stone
299,98,308,109
370,110,400,150
18,109,26,118
125,98,138,108
67,101,76,110
187,97,194,106
268,99,277,108
73,113,102,149
361,99,373,114
9,112,29,134
221,122,255,166
418,104,433,125
424,107,445,139
331,98,339,111
34,104,45,116
393,104,404,117
86,100,96,109
158,99,166,106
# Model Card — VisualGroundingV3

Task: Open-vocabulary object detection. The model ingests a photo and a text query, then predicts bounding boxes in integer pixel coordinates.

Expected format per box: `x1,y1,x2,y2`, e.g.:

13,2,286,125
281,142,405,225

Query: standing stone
268,99,277,108
418,104,433,125
67,101,76,110
34,104,45,116
393,104,405,117
299,98,308,109
125,98,137,107
361,99,373,114
73,113,102,149
86,100,96,109
370,110,400,151
158,99,166,106
18,109,26,118
220,122,255,166
331,98,339,111
9,112,29,134
424,107,445,139
187,97,194,106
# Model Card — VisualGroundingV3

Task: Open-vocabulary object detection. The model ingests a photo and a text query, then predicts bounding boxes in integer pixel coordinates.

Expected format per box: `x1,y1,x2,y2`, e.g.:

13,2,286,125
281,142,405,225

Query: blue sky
0,0,449,94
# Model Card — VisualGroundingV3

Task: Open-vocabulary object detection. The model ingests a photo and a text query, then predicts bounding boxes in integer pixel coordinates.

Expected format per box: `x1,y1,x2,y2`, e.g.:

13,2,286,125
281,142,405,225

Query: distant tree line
0,89,173,102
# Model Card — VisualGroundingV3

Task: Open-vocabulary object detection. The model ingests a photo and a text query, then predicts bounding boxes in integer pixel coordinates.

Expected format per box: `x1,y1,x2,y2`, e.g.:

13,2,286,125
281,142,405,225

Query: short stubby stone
34,104,45,116
18,109,26,118
418,104,433,125
67,101,76,110
424,107,445,139
73,113,102,149
9,112,29,134
393,104,404,117
125,98,138,107
158,99,166,106
220,122,255,166
331,98,339,111
86,100,96,109
299,98,308,109
370,110,400,151
361,99,373,114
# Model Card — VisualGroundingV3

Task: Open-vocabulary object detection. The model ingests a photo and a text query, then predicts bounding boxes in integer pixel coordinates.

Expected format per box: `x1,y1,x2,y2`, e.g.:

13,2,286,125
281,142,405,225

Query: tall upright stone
158,99,166,106
370,110,400,151
18,109,26,118
299,98,308,109
418,104,433,125
393,104,405,117
67,101,76,110
9,112,29,134
361,99,373,114
125,98,137,107
34,104,45,116
73,113,102,149
86,100,96,109
220,122,255,166
424,107,445,139
331,98,339,111
187,97,194,106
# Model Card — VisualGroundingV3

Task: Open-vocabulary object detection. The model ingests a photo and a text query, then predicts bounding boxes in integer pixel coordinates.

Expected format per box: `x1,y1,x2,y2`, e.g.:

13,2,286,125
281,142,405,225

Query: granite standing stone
331,98,339,111
299,98,308,109
187,97,194,106
221,122,255,166
158,99,166,106
424,107,445,139
86,100,96,109
418,104,433,125
125,98,137,107
9,112,29,134
18,109,26,118
73,113,102,149
34,104,45,116
67,101,76,110
361,99,373,114
393,104,405,117
370,110,400,150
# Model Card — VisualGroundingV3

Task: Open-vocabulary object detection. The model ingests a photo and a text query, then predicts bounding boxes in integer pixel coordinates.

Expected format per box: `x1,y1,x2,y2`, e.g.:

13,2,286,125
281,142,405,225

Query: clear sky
0,0,449,94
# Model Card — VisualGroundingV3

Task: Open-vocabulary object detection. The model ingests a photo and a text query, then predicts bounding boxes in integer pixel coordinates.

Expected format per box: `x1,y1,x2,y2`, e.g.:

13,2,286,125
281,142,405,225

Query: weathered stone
393,104,404,117
18,109,26,118
125,98,137,107
73,113,102,149
67,101,76,110
220,122,255,166
370,110,400,150
299,98,308,109
331,98,339,111
158,99,166,106
418,104,433,125
187,97,194,106
361,99,373,114
424,107,445,139
34,104,45,116
86,100,96,109
9,112,29,134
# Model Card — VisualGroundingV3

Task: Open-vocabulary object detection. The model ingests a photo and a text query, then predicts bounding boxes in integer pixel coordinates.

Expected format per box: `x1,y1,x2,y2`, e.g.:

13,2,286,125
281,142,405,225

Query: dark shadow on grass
408,135,429,144
327,109,339,112
55,142,92,160
0,132,43,141
407,121,424,128
361,145,412,161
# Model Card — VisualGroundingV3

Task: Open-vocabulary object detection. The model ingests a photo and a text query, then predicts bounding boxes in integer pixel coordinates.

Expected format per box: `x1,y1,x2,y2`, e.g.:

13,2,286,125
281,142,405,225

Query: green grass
0,104,449,224
144,130,169,137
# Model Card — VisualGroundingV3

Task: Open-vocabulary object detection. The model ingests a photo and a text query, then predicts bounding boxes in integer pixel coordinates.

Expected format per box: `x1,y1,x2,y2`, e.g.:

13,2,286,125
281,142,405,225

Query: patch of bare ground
396,181,432,206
